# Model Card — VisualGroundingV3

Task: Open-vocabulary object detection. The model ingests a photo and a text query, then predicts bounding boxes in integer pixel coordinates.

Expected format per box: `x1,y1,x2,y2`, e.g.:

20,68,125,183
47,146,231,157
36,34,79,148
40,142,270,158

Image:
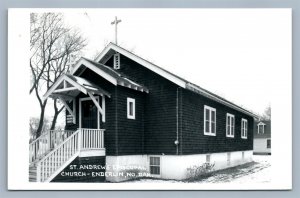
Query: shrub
186,162,215,181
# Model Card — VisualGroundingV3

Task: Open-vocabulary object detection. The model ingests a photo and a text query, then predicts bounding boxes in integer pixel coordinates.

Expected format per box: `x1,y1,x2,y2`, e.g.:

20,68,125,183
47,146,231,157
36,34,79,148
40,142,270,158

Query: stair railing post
36,162,41,182
77,128,82,151
48,131,51,151
34,143,37,162
50,130,53,150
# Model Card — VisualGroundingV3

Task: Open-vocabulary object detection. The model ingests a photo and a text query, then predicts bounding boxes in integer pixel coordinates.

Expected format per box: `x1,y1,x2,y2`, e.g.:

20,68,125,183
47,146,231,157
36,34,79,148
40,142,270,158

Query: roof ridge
186,82,255,115
93,43,258,117
108,43,189,83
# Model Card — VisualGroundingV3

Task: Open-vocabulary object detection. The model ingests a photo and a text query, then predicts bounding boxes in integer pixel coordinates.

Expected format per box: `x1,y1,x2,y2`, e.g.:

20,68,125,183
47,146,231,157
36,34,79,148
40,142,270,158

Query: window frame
226,113,235,138
203,105,216,136
149,156,161,176
257,122,265,134
127,97,135,119
241,118,248,139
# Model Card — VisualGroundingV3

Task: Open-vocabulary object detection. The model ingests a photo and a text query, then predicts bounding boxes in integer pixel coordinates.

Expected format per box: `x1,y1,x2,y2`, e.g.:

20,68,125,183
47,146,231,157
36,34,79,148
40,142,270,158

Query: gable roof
258,121,266,126
93,43,187,88
43,73,111,101
71,57,149,93
72,42,257,118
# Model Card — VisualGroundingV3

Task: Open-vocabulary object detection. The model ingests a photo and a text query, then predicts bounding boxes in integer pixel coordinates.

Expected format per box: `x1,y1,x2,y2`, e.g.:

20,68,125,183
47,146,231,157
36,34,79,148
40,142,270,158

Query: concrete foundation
105,150,253,182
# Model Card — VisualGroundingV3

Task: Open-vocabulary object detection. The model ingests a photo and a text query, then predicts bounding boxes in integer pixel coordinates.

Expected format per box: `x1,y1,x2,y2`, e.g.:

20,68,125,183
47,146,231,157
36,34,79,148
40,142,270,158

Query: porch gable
43,74,111,123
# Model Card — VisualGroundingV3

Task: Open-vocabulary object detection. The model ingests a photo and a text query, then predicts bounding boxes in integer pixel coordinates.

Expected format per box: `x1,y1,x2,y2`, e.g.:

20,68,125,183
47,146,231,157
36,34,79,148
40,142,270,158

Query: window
113,53,120,69
241,119,248,139
267,139,271,148
257,123,265,134
127,98,135,119
149,157,160,175
226,113,235,137
204,105,216,136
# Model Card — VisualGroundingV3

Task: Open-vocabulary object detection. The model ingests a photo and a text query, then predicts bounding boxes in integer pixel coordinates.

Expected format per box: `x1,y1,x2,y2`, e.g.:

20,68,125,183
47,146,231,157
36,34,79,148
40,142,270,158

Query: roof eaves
186,83,258,118
82,57,149,93
94,43,257,117
96,43,187,88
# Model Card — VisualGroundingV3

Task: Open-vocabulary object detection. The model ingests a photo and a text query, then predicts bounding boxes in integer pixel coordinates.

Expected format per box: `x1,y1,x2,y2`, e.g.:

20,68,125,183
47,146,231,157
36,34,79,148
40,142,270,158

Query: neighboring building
253,120,271,155
29,42,257,183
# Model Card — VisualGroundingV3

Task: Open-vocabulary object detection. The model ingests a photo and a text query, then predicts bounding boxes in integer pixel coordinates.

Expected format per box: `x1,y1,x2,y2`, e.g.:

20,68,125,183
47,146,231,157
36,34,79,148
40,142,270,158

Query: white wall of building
105,150,253,182
254,138,271,154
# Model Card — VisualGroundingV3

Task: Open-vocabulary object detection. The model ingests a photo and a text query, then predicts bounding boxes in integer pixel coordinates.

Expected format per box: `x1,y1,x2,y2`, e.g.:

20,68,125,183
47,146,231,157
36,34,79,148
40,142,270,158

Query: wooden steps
29,129,105,182
29,165,37,182
29,151,73,182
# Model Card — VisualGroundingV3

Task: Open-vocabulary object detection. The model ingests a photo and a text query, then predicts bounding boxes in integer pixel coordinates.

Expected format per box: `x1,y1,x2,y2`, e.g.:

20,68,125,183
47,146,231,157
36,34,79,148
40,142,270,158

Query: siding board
65,68,118,156
64,53,254,157
115,86,145,155
181,89,254,154
106,55,179,155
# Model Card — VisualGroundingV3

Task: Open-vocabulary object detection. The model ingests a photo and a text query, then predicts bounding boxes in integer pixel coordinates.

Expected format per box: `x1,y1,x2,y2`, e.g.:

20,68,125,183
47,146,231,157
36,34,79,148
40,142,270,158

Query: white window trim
127,97,136,119
257,122,266,134
149,156,161,177
226,113,235,138
241,118,248,139
204,105,216,136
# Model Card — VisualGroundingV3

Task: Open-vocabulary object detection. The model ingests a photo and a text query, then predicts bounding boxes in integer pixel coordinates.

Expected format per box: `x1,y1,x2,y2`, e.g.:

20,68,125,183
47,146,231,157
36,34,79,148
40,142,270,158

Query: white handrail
37,130,80,182
29,130,75,163
49,130,75,149
34,128,105,182
29,131,51,164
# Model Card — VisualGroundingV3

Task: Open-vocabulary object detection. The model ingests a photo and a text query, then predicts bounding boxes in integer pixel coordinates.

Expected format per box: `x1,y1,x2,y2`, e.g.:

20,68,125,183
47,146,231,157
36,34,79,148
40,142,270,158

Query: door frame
79,96,100,129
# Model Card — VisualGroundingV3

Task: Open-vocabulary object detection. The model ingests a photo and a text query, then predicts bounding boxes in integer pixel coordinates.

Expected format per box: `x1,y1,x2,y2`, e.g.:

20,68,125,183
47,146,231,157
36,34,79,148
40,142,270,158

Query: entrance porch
41,73,110,158
29,74,111,182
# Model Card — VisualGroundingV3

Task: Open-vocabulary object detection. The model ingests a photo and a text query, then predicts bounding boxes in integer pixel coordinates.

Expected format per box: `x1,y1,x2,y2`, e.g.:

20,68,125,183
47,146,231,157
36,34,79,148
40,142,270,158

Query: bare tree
261,105,271,121
30,13,86,138
30,116,51,142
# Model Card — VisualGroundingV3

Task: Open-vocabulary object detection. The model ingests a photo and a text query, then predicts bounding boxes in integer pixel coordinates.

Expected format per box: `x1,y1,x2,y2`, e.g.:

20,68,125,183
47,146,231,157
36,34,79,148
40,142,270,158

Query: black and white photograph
7,8,292,190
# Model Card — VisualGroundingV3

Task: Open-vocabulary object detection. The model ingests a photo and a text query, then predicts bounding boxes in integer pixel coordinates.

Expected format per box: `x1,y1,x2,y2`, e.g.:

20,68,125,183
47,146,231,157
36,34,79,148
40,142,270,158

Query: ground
125,155,271,184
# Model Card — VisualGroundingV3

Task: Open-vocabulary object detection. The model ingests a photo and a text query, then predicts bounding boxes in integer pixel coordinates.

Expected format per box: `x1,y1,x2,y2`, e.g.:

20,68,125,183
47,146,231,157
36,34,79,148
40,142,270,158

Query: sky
30,9,291,121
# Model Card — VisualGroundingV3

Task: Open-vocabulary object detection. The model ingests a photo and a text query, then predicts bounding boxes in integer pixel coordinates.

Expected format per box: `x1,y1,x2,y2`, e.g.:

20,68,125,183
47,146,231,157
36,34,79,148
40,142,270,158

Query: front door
81,99,98,129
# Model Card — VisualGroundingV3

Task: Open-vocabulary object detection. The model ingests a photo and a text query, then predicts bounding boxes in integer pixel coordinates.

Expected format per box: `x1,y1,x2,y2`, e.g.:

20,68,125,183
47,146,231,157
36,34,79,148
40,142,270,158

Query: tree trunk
50,113,58,130
36,101,47,138
50,99,64,130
